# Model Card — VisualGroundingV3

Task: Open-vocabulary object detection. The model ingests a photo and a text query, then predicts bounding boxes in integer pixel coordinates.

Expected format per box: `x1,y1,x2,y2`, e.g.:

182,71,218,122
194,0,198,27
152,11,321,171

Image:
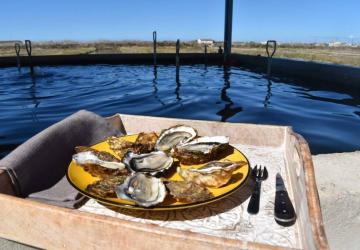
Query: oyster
172,136,230,165
155,125,197,151
73,147,127,178
107,137,134,158
107,132,158,158
165,181,213,203
135,132,158,147
86,175,127,198
116,173,166,207
73,149,125,170
123,151,174,175
177,160,247,188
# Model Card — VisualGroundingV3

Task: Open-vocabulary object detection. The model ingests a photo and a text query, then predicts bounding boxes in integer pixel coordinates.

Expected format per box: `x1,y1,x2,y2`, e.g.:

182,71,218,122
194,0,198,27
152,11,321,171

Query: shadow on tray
100,173,255,221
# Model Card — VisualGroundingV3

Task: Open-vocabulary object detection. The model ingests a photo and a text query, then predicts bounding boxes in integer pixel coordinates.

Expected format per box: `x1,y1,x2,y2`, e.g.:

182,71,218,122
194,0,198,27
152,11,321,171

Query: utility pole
224,0,233,64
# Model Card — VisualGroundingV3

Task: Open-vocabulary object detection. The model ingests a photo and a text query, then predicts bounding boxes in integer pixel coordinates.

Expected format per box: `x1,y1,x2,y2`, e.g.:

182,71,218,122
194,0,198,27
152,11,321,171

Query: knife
274,173,296,226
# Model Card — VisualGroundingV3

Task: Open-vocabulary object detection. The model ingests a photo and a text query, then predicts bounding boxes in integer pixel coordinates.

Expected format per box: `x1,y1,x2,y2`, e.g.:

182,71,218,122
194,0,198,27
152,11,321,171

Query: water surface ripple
0,64,359,157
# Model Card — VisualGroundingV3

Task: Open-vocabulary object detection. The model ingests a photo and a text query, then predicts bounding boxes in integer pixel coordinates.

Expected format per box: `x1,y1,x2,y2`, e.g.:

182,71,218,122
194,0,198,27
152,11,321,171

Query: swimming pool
0,64,359,157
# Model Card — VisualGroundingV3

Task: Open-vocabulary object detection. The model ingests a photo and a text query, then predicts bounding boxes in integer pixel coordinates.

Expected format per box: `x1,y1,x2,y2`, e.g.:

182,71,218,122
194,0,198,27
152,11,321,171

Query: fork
247,165,268,214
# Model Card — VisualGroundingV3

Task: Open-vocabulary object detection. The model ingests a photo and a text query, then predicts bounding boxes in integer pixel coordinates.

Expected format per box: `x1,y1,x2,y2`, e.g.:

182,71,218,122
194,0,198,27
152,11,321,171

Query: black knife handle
274,190,296,226
247,181,261,214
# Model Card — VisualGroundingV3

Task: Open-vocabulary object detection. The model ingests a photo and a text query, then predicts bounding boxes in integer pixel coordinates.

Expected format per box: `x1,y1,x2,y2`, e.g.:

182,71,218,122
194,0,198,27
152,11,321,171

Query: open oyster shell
155,125,197,152
123,151,174,176
116,173,166,207
73,149,125,170
135,132,158,146
172,136,230,165
86,175,127,198
107,132,158,158
177,160,247,188
165,181,213,203
73,146,127,178
107,137,134,158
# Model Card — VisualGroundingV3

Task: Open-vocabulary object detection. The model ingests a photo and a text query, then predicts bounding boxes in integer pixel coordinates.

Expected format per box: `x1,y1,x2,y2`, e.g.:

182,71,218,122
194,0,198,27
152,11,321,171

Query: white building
328,41,346,47
197,39,214,45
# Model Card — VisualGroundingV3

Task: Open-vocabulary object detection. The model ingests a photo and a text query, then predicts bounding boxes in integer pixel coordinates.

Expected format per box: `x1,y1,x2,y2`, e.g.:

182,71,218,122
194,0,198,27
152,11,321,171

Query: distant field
0,41,359,66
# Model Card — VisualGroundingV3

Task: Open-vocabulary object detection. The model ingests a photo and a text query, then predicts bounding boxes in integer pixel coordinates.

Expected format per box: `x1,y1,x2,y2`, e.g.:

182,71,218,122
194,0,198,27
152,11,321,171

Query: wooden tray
0,114,329,250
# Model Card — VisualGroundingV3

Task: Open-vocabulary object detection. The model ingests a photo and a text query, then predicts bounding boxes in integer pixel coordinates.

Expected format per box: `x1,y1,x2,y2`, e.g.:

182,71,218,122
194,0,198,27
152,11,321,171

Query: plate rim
66,136,251,211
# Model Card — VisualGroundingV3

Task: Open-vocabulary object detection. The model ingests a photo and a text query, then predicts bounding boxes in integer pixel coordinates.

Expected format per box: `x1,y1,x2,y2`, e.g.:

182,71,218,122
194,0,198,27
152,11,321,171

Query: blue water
0,64,359,157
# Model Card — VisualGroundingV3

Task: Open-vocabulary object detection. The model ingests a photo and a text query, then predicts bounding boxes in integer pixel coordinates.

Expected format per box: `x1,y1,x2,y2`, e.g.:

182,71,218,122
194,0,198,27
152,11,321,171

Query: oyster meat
116,173,166,207
177,160,247,187
172,136,230,165
86,175,127,198
73,147,127,178
123,151,173,175
155,125,197,152
165,181,213,203
107,132,158,158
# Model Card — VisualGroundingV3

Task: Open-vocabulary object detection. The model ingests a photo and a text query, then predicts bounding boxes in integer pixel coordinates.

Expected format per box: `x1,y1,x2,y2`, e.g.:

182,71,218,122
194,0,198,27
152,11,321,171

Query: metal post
175,39,181,100
25,40,34,75
153,31,157,66
176,39,180,67
224,0,233,64
14,43,21,71
204,44,208,65
176,39,180,81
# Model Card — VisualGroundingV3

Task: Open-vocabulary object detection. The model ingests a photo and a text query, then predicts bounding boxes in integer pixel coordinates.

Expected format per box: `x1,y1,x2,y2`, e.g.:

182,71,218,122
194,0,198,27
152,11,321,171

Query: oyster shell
172,136,230,165
177,160,247,187
73,147,127,178
165,181,213,203
107,137,134,158
135,132,158,146
73,149,125,170
116,173,166,207
107,132,159,158
123,151,174,175
86,175,127,198
155,125,197,151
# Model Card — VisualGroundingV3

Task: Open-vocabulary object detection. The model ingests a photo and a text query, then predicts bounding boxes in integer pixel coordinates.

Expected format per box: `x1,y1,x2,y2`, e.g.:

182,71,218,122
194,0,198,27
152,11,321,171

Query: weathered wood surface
0,194,288,250
0,114,328,249
294,134,329,250
117,114,286,148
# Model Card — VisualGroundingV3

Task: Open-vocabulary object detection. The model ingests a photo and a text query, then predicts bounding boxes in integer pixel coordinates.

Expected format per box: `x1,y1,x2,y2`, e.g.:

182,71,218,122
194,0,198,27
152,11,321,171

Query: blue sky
1,0,359,43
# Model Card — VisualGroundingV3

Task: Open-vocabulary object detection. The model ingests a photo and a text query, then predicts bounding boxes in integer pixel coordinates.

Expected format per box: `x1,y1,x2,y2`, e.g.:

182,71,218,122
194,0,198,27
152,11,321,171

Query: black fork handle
247,181,261,214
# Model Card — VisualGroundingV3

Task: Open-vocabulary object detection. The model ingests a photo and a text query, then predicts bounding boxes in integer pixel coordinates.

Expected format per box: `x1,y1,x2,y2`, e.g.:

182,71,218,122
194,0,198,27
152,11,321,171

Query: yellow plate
67,134,250,211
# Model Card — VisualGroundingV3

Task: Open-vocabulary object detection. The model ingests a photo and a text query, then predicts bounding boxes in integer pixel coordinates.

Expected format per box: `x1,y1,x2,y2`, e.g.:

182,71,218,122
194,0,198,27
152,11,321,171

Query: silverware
247,165,268,214
274,173,296,226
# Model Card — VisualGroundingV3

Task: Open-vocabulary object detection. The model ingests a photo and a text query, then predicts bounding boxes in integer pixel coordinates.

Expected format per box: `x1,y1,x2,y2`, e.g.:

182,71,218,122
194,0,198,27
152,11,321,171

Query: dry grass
231,46,360,66
1,41,359,66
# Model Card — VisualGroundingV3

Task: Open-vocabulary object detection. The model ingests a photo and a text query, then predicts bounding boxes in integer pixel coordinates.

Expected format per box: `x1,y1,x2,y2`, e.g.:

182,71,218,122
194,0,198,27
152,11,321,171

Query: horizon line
1,39,359,45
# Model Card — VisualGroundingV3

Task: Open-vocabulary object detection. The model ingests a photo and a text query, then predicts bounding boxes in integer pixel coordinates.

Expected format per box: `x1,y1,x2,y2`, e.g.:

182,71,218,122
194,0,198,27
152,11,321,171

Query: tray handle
292,132,329,250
